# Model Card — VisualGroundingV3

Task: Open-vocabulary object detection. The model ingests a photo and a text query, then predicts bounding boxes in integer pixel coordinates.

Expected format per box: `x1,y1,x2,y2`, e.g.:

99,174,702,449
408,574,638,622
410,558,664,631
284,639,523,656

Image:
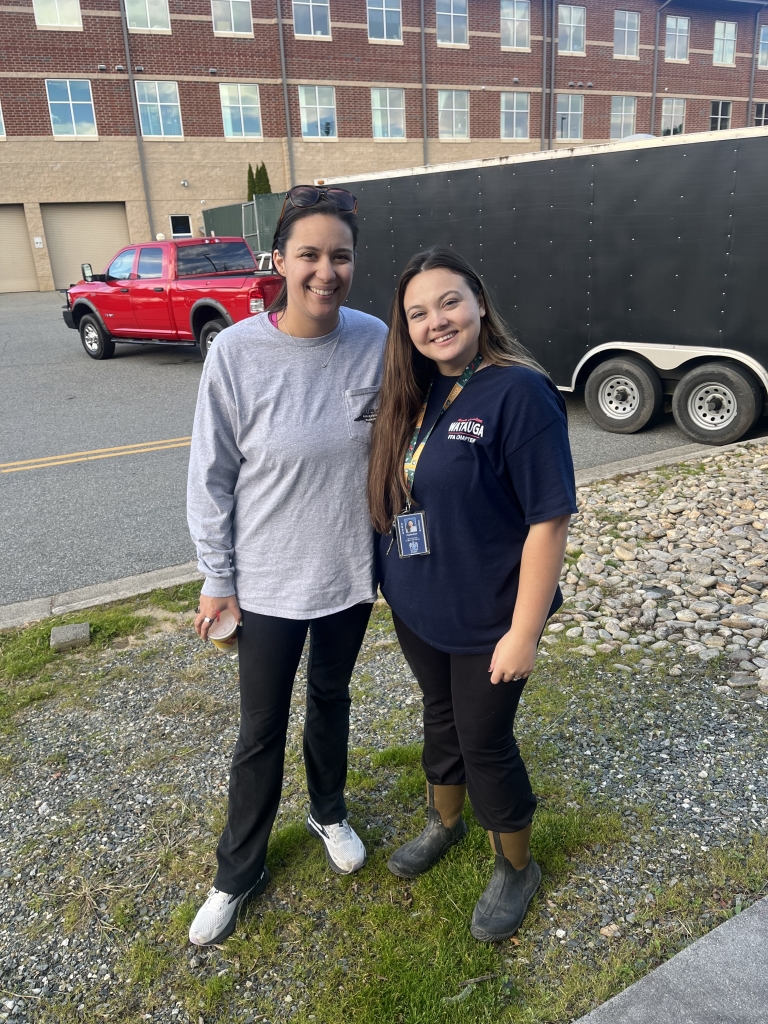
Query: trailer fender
566,343,768,396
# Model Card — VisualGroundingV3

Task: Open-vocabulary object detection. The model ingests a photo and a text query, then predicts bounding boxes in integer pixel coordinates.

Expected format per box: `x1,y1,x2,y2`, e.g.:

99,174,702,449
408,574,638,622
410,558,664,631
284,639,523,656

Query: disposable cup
207,609,239,653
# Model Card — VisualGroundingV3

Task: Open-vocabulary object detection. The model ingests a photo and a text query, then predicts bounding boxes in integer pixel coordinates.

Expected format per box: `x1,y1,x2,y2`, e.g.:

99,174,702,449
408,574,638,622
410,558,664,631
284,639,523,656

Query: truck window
176,241,256,276
137,247,164,279
107,249,136,280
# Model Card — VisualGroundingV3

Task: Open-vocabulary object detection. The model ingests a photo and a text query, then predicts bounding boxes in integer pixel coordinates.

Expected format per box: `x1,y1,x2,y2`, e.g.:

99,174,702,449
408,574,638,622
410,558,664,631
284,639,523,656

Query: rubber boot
386,783,468,879
470,825,541,942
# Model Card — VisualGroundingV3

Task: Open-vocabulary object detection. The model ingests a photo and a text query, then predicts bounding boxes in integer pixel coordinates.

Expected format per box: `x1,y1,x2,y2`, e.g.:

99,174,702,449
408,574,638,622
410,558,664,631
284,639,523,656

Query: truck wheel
79,314,115,360
199,319,227,360
584,357,664,433
672,362,762,445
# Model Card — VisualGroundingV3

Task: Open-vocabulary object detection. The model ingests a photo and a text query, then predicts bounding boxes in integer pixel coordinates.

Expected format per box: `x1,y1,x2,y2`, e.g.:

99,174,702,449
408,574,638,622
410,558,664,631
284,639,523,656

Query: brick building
1,0,768,290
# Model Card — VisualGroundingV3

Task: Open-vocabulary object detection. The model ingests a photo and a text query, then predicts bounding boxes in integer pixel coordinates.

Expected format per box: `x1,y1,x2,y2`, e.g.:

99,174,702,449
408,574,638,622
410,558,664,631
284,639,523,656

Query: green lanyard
402,352,483,500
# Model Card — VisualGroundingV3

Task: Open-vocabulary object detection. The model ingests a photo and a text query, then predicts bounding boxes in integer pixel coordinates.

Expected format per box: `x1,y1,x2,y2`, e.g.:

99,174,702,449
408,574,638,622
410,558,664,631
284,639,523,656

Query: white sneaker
188,867,269,946
306,814,367,874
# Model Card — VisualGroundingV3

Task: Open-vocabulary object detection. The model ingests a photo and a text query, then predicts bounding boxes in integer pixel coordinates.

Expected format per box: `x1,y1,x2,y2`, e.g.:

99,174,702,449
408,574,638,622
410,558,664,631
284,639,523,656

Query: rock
668,665,683,676
547,622,565,633
750,603,768,619
675,609,698,622
613,545,637,561
50,622,90,652
727,674,757,689
565,626,582,638
574,646,596,656
698,649,720,662
644,588,675,599
599,923,622,939
758,679,768,694
691,574,717,588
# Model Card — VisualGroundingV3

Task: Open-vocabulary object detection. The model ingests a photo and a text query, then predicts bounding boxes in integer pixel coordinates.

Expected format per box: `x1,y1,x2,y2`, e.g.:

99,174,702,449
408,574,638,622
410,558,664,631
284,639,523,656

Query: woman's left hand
489,631,538,685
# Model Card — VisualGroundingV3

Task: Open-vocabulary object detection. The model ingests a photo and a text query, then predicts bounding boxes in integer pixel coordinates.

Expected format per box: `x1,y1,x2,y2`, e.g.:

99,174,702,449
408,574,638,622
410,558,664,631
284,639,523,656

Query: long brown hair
367,247,546,534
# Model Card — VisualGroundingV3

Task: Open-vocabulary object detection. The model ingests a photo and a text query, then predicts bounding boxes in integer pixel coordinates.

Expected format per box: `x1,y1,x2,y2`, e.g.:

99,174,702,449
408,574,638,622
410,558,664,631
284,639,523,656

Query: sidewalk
574,896,768,1024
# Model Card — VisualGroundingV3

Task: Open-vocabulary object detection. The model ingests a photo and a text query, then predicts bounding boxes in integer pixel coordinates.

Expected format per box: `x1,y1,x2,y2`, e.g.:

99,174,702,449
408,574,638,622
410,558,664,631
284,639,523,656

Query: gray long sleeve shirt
187,309,387,619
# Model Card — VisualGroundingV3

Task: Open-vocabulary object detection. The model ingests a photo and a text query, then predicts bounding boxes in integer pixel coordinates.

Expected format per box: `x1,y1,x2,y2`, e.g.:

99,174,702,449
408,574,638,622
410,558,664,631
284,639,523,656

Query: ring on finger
203,616,215,624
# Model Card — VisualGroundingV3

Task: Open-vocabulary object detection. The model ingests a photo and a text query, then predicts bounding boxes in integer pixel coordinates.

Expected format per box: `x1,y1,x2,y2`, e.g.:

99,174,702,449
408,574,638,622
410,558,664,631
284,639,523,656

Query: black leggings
393,612,537,833
214,602,372,896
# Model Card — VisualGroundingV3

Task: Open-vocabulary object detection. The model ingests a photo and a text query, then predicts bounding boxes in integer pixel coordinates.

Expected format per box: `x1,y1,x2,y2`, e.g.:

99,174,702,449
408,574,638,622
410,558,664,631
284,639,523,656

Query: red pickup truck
63,237,283,360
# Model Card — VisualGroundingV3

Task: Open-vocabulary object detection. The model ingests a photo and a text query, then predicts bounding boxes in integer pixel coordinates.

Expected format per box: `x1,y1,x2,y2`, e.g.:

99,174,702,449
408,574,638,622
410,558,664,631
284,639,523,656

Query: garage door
41,202,131,290
0,205,38,293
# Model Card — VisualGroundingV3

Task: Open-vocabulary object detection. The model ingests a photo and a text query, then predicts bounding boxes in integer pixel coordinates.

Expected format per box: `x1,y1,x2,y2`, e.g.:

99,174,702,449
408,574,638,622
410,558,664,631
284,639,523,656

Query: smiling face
402,267,485,376
272,212,355,337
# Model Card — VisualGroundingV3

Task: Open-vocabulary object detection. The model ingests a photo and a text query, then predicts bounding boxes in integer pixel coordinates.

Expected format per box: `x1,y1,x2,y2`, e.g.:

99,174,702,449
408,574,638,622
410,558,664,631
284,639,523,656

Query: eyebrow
405,289,461,313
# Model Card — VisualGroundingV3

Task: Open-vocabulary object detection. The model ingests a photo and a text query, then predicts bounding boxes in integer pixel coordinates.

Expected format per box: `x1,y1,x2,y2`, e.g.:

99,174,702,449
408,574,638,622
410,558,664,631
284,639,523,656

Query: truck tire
671,362,762,445
199,318,227,360
79,314,115,360
584,357,664,433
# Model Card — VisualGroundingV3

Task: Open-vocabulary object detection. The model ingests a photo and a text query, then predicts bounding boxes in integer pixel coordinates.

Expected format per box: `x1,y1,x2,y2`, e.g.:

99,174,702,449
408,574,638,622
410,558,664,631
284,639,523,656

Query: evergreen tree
254,162,272,194
247,163,257,201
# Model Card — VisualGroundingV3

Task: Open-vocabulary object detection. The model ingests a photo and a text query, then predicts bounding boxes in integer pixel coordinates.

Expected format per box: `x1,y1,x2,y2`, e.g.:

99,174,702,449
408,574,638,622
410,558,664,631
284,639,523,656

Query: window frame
555,92,583,139
500,91,529,138
292,0,331,39
500,0,531,52
665,15,690,62
219,83,263,139
0,100,5,140
367,0,402,43
211,0,253,37
613,9,639,59
45,78,98,139
371,87,406,139
135,80,184,139
298,84,338,139
754,101,768,125
32,0,82,29
438,89,470,139
136,246,166,279
610,95,636,138
436,0,469,48
558,4,586,56
759,25,768,68
170,216,193,240
661,96,686,135
126,0,171,33
713,20,737,66
710,100,732,131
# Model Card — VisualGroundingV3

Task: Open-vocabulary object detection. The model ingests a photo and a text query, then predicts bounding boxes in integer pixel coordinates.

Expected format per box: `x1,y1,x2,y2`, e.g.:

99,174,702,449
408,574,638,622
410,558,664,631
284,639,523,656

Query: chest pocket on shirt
344,386,380,444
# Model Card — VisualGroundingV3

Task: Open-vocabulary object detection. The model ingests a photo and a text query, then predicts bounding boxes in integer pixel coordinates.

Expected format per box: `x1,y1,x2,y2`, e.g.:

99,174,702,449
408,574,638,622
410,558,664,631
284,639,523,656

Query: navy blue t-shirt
377,364,578,655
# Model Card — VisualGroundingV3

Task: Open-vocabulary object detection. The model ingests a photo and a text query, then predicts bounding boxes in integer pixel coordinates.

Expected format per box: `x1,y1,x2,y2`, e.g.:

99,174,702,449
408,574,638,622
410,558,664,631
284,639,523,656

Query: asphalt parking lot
0,290,757,606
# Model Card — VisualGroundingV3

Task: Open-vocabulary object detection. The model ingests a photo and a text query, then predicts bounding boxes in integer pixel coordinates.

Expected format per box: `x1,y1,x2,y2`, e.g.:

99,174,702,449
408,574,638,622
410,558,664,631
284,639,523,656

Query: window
126,0,170,31
501,0,530,49
46,79,96,137
436,0,468,45
614,10,639,57
759,25,768,68
665,15,689,60
211,0,252,34
170,216,192,239
755,102,768,126
32,0,81,28
371,88,405,138
661,97,685,135
438,89,469,138
0,101,5,139
556,93,583,138
713,21,736,65
220,84,262,137
610,96,636,138
177,241,256,276
107,249,136,280
299,85,336,138
293,0,330,36
711,100,731,130
137,247,164,278
368,0,401,41
500,92,529,138
136,81,182,137
558,5,585,53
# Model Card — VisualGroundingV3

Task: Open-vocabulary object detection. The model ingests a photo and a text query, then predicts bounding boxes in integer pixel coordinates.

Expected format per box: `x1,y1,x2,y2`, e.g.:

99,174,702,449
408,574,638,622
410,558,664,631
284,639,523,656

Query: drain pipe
747,4,767,126
420,0,429,165
548,0,555,147
276,0,296,188
118,0,155,239
540,0,547,149
650,0,674,135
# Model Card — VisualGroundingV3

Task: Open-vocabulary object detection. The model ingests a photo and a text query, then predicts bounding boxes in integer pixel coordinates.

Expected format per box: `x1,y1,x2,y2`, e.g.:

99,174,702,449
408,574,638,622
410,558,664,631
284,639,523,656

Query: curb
3,435,768,632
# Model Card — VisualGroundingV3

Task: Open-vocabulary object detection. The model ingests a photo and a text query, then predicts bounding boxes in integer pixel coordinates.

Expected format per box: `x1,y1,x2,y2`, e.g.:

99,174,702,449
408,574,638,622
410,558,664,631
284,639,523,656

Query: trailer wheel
584,357,664,433
672,362,762,445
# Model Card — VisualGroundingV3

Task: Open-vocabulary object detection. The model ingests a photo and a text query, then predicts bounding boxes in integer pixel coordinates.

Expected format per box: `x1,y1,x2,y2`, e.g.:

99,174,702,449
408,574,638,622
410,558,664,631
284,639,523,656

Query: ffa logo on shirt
447,418,484,442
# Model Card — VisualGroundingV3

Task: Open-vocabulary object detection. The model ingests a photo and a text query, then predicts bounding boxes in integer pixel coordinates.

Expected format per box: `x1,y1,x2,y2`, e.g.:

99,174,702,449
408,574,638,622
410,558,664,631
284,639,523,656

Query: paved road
1,290,760,606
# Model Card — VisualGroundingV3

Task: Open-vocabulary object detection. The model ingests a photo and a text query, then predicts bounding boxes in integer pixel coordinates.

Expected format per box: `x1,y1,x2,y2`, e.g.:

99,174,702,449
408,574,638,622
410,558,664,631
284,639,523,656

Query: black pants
393,613,537,834
214,602,372,895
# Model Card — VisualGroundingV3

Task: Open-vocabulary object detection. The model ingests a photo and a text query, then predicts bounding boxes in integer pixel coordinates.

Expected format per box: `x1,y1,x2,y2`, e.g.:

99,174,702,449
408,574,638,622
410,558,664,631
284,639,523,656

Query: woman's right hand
195,593,242,640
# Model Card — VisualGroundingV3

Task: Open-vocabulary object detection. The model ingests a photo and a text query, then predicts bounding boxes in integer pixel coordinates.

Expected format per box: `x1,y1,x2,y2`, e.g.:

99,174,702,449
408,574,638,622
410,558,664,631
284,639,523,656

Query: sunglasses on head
277,185,358,229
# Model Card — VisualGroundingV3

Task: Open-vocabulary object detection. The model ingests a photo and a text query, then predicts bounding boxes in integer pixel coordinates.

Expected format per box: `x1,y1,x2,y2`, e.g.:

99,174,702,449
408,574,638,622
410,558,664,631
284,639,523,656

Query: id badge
395,510,430,558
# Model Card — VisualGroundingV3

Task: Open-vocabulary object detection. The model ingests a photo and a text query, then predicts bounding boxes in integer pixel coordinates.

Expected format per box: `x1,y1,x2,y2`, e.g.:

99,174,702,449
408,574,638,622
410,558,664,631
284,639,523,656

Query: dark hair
367,246,546,534
267,194,359,315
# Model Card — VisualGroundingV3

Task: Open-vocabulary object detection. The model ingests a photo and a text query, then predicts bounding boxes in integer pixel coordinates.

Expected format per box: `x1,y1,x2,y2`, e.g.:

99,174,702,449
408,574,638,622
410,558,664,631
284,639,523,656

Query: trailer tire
671,362,762,445
584,357,664,433
79,314,115,361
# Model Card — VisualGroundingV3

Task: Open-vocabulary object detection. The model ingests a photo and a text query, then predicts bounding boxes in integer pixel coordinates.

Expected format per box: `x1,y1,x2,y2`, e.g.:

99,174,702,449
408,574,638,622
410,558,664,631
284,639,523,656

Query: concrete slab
50,622,90,652
574,896,768,1024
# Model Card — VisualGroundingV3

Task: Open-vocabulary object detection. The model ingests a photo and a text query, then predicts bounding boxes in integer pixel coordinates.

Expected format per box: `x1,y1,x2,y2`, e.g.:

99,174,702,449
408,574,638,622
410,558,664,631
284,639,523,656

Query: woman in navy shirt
368,248,577,942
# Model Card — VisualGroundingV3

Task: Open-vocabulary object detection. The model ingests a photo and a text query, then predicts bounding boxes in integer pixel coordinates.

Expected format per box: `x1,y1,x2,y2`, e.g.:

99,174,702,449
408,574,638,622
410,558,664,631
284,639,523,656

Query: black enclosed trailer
325,127,768,445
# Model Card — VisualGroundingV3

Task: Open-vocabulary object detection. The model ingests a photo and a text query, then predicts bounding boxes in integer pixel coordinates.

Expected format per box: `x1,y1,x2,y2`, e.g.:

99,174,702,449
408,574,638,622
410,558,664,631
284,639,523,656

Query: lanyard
402,352,483,500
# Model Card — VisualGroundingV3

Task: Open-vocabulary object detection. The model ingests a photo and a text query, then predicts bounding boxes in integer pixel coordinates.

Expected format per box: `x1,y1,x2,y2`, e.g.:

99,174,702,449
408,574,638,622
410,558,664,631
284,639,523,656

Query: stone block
50,622,90,652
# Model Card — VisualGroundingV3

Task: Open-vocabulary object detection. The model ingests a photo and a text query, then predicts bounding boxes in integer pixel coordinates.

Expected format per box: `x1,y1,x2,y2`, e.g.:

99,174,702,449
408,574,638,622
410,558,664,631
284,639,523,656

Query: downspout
117,0,155,239
747,4,767,126
276,0,296,188
540,0,547,149
420,0,429,166
548,0,555,148
650,0,674,135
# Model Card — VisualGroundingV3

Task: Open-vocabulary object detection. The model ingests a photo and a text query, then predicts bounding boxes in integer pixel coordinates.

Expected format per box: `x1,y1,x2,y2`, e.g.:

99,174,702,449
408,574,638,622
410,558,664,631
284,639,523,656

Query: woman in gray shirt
186,187,387,946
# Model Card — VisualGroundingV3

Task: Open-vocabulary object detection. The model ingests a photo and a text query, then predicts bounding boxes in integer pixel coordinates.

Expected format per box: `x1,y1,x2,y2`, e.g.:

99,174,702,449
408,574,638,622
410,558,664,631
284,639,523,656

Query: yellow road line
1,438,192,474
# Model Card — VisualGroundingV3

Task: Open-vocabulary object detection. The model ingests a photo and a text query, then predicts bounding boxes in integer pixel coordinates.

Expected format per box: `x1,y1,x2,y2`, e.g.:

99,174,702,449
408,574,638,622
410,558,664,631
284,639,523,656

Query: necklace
274,309,345,368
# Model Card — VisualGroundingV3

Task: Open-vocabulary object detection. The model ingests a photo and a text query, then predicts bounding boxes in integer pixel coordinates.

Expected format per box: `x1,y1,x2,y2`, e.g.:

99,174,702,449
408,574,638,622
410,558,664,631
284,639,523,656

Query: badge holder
394,508,430,558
